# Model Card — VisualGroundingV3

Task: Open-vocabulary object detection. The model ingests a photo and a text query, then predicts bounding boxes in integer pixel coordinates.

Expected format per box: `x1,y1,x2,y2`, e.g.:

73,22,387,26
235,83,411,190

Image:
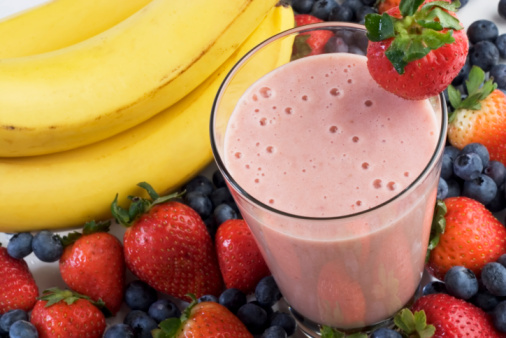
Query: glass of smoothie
210,22,447,336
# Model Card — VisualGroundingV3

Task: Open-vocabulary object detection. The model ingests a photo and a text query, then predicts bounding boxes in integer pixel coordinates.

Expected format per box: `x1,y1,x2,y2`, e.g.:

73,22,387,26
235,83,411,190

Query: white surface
0,0,504,336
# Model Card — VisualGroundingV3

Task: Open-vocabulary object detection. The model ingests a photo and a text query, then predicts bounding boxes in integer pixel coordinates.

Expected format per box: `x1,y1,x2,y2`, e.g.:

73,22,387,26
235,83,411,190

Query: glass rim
210,22,448,221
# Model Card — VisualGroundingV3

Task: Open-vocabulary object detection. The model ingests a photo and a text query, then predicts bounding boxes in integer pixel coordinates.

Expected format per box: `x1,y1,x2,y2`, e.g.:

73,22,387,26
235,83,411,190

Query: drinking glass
210,22,447,336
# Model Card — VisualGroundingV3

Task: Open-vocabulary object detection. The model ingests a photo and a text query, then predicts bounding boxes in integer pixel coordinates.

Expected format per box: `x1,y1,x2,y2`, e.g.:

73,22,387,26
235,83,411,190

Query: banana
0,4,295,232
0,0,277,157
0,0,152,58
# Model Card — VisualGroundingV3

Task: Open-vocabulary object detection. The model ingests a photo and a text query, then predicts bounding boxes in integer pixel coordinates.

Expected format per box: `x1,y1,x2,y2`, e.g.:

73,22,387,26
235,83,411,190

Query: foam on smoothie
224,53,439,218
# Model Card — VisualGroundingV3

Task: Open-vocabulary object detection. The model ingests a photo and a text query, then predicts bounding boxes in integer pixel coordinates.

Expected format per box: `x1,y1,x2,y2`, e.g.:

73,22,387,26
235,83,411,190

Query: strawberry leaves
448,66,497,116
426,199,446,262
365,0,463,74
394,308,435,337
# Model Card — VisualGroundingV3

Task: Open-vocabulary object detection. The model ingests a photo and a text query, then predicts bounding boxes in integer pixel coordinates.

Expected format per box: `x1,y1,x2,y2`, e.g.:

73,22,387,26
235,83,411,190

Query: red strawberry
366,0,468,100
152,296,253,338
447,66,506,166
292,14,334,59
426,196,506,280
0,245,38,314
111,182,223,301
215,219,270,294
412,293,503,337
30,288,106,338
377,0,401,14
59,220,125,315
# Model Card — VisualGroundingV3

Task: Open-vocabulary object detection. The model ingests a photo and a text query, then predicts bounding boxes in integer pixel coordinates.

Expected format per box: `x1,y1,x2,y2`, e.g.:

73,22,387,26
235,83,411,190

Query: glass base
287,282,423,337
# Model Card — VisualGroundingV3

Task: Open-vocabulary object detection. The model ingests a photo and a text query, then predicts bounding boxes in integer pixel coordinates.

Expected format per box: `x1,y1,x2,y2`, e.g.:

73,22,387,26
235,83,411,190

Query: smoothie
222,53,441,328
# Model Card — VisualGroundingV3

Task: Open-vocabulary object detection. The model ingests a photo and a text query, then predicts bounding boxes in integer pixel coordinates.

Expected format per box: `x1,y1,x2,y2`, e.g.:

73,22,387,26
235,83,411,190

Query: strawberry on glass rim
365,0,469,100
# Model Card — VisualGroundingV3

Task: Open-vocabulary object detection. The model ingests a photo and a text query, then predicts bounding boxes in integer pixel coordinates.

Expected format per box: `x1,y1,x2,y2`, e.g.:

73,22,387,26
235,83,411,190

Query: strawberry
292,14,334,59
412,293,504,337
426,196,506,280
30,288,106,338
365,0,468,100
152,296,253,338
59,220,125,315
377,0,401,14
447,66,506,166
0,245,38,314
215,219,270,294
111,182,223,302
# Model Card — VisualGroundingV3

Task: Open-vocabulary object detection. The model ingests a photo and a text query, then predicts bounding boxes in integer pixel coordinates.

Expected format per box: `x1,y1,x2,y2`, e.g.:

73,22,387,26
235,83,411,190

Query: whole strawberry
215,219,270,294
365,0,468,100
412,293,503,337
30,288,106,338
292,14,334,59
59,220,125,315
0,245,38,314
427,196,506,280
111,182,223,302
152,295,253,338
377,0,401,14
447,66,506,166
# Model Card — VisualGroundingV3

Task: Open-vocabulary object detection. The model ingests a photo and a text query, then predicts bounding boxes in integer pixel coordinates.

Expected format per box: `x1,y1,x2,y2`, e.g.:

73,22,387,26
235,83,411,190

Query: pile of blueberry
182,170,241,240
0,309,36,338
6,230,63,262
438,142,506,212
104,276,295,338
422,255,506,333
450,16,506,101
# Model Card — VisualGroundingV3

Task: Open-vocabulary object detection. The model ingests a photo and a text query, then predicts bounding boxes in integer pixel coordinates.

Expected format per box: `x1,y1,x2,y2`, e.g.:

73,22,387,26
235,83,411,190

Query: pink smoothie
223,53,441,328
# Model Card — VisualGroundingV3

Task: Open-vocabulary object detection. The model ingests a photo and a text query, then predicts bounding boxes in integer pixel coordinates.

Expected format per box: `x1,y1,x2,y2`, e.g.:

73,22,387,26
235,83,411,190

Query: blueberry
484,161,506,186
470,290,502,312
467,20,499,44
446,178,462,198
469,41,499,72
184,175,214,196
453,153,483,180
7,233,33,259
8,320,38,338
355,6,377,24
348,45,366,56
124,280,158,311
269,312,296,336
148,299,181,323
492,300,506,333
498,254,506,267
203,216,218,239
328,4,354,22
218,288,247,314
482,262,506,297
461,143,490,169
214,203,238,225
422,281,447,296
291,0,315,14
499,0,506,20
198,294,218,303
249,300,274,317
103,323,135,338
370,328,402,338
361,0,377,6
444,145,460,161
462,174,498,205
210,187,235,208
437,177,449,200
236,302,269,334
123,310,158,338
444,266,479,300
310,0,339,20
451,60,471,86
212,170,227,188
490,64,506,90
0,310,28,333
184,191,213,219
324,36,349,53
32,230,63,262
255,276,282,307
496,34,506,59
262,325,287,338
342,0,362,16
486,184,506,212
441,154,454,180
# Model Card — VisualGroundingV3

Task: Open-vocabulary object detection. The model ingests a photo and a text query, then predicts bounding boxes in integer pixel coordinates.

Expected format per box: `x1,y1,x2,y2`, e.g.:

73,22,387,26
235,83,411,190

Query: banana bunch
0,2,295,232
